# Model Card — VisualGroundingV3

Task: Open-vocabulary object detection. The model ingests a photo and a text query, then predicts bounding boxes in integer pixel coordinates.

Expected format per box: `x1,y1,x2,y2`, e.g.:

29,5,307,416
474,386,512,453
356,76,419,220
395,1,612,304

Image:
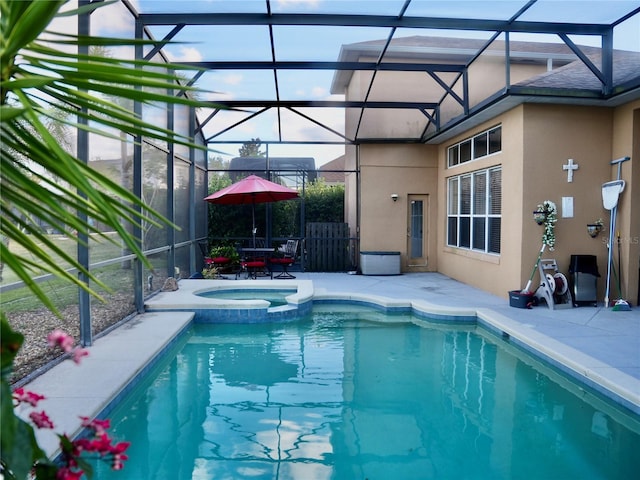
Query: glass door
407,195,429,267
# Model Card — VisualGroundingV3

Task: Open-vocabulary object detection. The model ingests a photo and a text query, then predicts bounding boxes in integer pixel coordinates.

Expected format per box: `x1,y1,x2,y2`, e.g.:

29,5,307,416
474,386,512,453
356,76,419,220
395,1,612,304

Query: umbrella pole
252,201,256,249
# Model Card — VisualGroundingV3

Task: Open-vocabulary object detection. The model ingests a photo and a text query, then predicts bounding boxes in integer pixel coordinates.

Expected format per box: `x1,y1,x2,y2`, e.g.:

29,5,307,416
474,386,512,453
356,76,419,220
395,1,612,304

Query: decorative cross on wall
562,158,579,182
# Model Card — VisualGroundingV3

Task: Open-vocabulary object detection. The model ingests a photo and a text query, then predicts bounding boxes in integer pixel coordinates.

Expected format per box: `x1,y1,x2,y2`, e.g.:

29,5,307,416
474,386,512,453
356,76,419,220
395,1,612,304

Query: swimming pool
90,305,640,479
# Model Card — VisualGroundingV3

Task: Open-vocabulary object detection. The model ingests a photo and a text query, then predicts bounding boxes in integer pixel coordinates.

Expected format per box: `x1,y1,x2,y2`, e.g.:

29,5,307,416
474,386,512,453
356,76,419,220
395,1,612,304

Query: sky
61,1,640,167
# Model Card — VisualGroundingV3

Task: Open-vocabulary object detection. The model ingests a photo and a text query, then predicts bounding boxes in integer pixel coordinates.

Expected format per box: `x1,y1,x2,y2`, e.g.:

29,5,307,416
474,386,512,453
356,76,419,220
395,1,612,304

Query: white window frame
447,125,502,168
447,167,501,254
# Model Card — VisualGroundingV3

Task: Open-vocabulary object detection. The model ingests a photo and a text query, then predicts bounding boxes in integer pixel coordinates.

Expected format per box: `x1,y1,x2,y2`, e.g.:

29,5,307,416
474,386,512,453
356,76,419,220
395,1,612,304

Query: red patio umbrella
204,175,299,247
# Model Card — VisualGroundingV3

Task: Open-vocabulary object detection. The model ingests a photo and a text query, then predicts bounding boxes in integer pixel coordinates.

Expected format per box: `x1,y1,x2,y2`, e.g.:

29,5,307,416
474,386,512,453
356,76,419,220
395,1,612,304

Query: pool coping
475,308,640,416
17,311,194,459
146,279,314,310
19,279,640,460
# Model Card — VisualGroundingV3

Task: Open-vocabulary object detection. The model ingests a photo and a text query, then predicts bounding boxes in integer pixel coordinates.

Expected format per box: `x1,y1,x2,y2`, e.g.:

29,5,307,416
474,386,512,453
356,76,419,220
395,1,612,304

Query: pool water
92,307,640,479
196,288,296,307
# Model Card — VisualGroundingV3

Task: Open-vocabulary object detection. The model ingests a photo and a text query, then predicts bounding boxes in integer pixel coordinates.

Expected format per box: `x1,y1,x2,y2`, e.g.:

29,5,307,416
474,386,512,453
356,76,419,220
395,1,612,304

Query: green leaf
0,76,55,91
0,0,212,320
32,461,59,480
0,315,24,378
0,106,25,120
0,1,63,60
0,380,47,480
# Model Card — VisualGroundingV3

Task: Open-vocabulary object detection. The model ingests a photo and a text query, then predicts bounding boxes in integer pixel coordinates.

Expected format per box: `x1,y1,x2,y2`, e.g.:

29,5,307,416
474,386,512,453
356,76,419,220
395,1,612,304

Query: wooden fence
305,223,352,272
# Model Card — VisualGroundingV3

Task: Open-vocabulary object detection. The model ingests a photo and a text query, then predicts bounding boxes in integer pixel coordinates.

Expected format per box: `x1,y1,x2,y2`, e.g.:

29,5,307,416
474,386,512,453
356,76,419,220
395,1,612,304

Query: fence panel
305,223,351,272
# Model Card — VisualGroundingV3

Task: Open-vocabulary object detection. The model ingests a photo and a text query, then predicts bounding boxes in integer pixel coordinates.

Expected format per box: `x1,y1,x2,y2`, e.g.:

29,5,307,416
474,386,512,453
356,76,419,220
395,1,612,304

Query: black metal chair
198,240,209,259
269,239,299,279
236,241,273,279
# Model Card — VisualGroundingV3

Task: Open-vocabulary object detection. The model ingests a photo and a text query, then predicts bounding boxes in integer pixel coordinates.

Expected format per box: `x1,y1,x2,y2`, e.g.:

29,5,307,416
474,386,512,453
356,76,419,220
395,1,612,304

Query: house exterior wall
611,100,640,305
344,144,358,238
347,68,430,139
352,100,637,302
520,104,614,300
343,45,638,303
437,103,632,299
437,108,524,297
359,144,438,271
464,54,548,120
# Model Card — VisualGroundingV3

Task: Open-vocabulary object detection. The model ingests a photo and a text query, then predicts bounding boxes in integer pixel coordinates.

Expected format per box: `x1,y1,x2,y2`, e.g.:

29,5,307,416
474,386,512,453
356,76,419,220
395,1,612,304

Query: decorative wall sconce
587,224,601,237
391,193,398,202
587,219,604,238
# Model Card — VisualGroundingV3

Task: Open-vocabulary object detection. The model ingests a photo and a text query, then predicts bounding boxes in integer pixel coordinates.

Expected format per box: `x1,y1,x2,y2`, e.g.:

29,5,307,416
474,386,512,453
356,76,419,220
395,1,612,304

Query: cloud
86,0,137,37
294,86,329,98
201,73,245,101
206,91,236,101
275,0,321,9
222,74,244,86
168,47,204,63
311,86,328,97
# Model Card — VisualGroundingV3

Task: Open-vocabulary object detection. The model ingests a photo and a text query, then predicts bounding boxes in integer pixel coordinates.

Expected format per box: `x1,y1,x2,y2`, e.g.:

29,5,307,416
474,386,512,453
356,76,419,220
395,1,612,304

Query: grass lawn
1,232,127,284
1,233,136,313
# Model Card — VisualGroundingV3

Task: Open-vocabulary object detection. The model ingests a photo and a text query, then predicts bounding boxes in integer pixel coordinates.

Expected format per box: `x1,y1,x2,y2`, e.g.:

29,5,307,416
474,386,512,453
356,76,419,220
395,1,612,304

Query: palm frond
0,0,212,314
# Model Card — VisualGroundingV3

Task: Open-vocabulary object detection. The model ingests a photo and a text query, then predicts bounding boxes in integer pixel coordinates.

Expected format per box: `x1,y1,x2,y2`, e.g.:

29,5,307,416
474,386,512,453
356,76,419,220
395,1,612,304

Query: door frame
407,194,429,269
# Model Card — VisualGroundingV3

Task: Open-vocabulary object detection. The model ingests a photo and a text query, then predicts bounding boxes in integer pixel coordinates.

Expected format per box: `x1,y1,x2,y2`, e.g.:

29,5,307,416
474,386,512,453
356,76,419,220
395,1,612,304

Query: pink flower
110,441,130,455
91,433,115,454
110,442,130,470
6,330,130,478
46,330,89,364
71,347,89,364
30,410,54,429
13,387,45,407
71,437,90,456
111,451,129,470
80,416,110,436
47,329,75,353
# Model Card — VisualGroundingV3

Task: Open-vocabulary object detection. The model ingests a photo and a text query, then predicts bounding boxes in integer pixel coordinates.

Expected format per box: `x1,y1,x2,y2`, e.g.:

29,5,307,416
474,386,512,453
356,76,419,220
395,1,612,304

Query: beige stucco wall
359,144,438,271
437,108,524,297
437,102,635,301
342,48,638,303
520,104,614,301
344,144,358,238
464,55,547,120
611,100,639,305
347,69,432,139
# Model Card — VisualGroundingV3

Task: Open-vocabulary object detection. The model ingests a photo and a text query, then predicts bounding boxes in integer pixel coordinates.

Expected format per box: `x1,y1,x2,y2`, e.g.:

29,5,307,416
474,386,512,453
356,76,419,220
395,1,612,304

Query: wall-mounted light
587,218,604,238
587,223,602,238
391,193,398,202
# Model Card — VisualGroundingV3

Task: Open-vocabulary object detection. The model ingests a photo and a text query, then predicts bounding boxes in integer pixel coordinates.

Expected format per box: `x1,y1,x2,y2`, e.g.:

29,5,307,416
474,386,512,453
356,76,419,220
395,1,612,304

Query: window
447,167,501,254
447,126,501,168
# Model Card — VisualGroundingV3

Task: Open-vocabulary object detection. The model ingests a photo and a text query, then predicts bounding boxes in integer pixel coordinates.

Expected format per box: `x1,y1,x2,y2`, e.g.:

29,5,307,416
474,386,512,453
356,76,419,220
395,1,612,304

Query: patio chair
236,242,273,280
270,239,299,279
198,240,210,262
239,258,271,279
205,256,232,278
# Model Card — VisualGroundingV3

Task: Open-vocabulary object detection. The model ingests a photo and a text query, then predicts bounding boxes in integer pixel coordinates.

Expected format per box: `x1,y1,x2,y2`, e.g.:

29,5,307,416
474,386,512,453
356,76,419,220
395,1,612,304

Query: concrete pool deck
19,272,640,458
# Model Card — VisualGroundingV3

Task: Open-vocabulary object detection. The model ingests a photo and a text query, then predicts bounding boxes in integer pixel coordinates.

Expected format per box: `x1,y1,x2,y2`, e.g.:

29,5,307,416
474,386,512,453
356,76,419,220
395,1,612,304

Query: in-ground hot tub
145,279,314,323
360,251,401,275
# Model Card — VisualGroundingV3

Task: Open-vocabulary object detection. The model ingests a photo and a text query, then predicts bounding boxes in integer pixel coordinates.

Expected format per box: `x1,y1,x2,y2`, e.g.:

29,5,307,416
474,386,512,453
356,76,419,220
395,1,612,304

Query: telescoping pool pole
602,156,630,308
